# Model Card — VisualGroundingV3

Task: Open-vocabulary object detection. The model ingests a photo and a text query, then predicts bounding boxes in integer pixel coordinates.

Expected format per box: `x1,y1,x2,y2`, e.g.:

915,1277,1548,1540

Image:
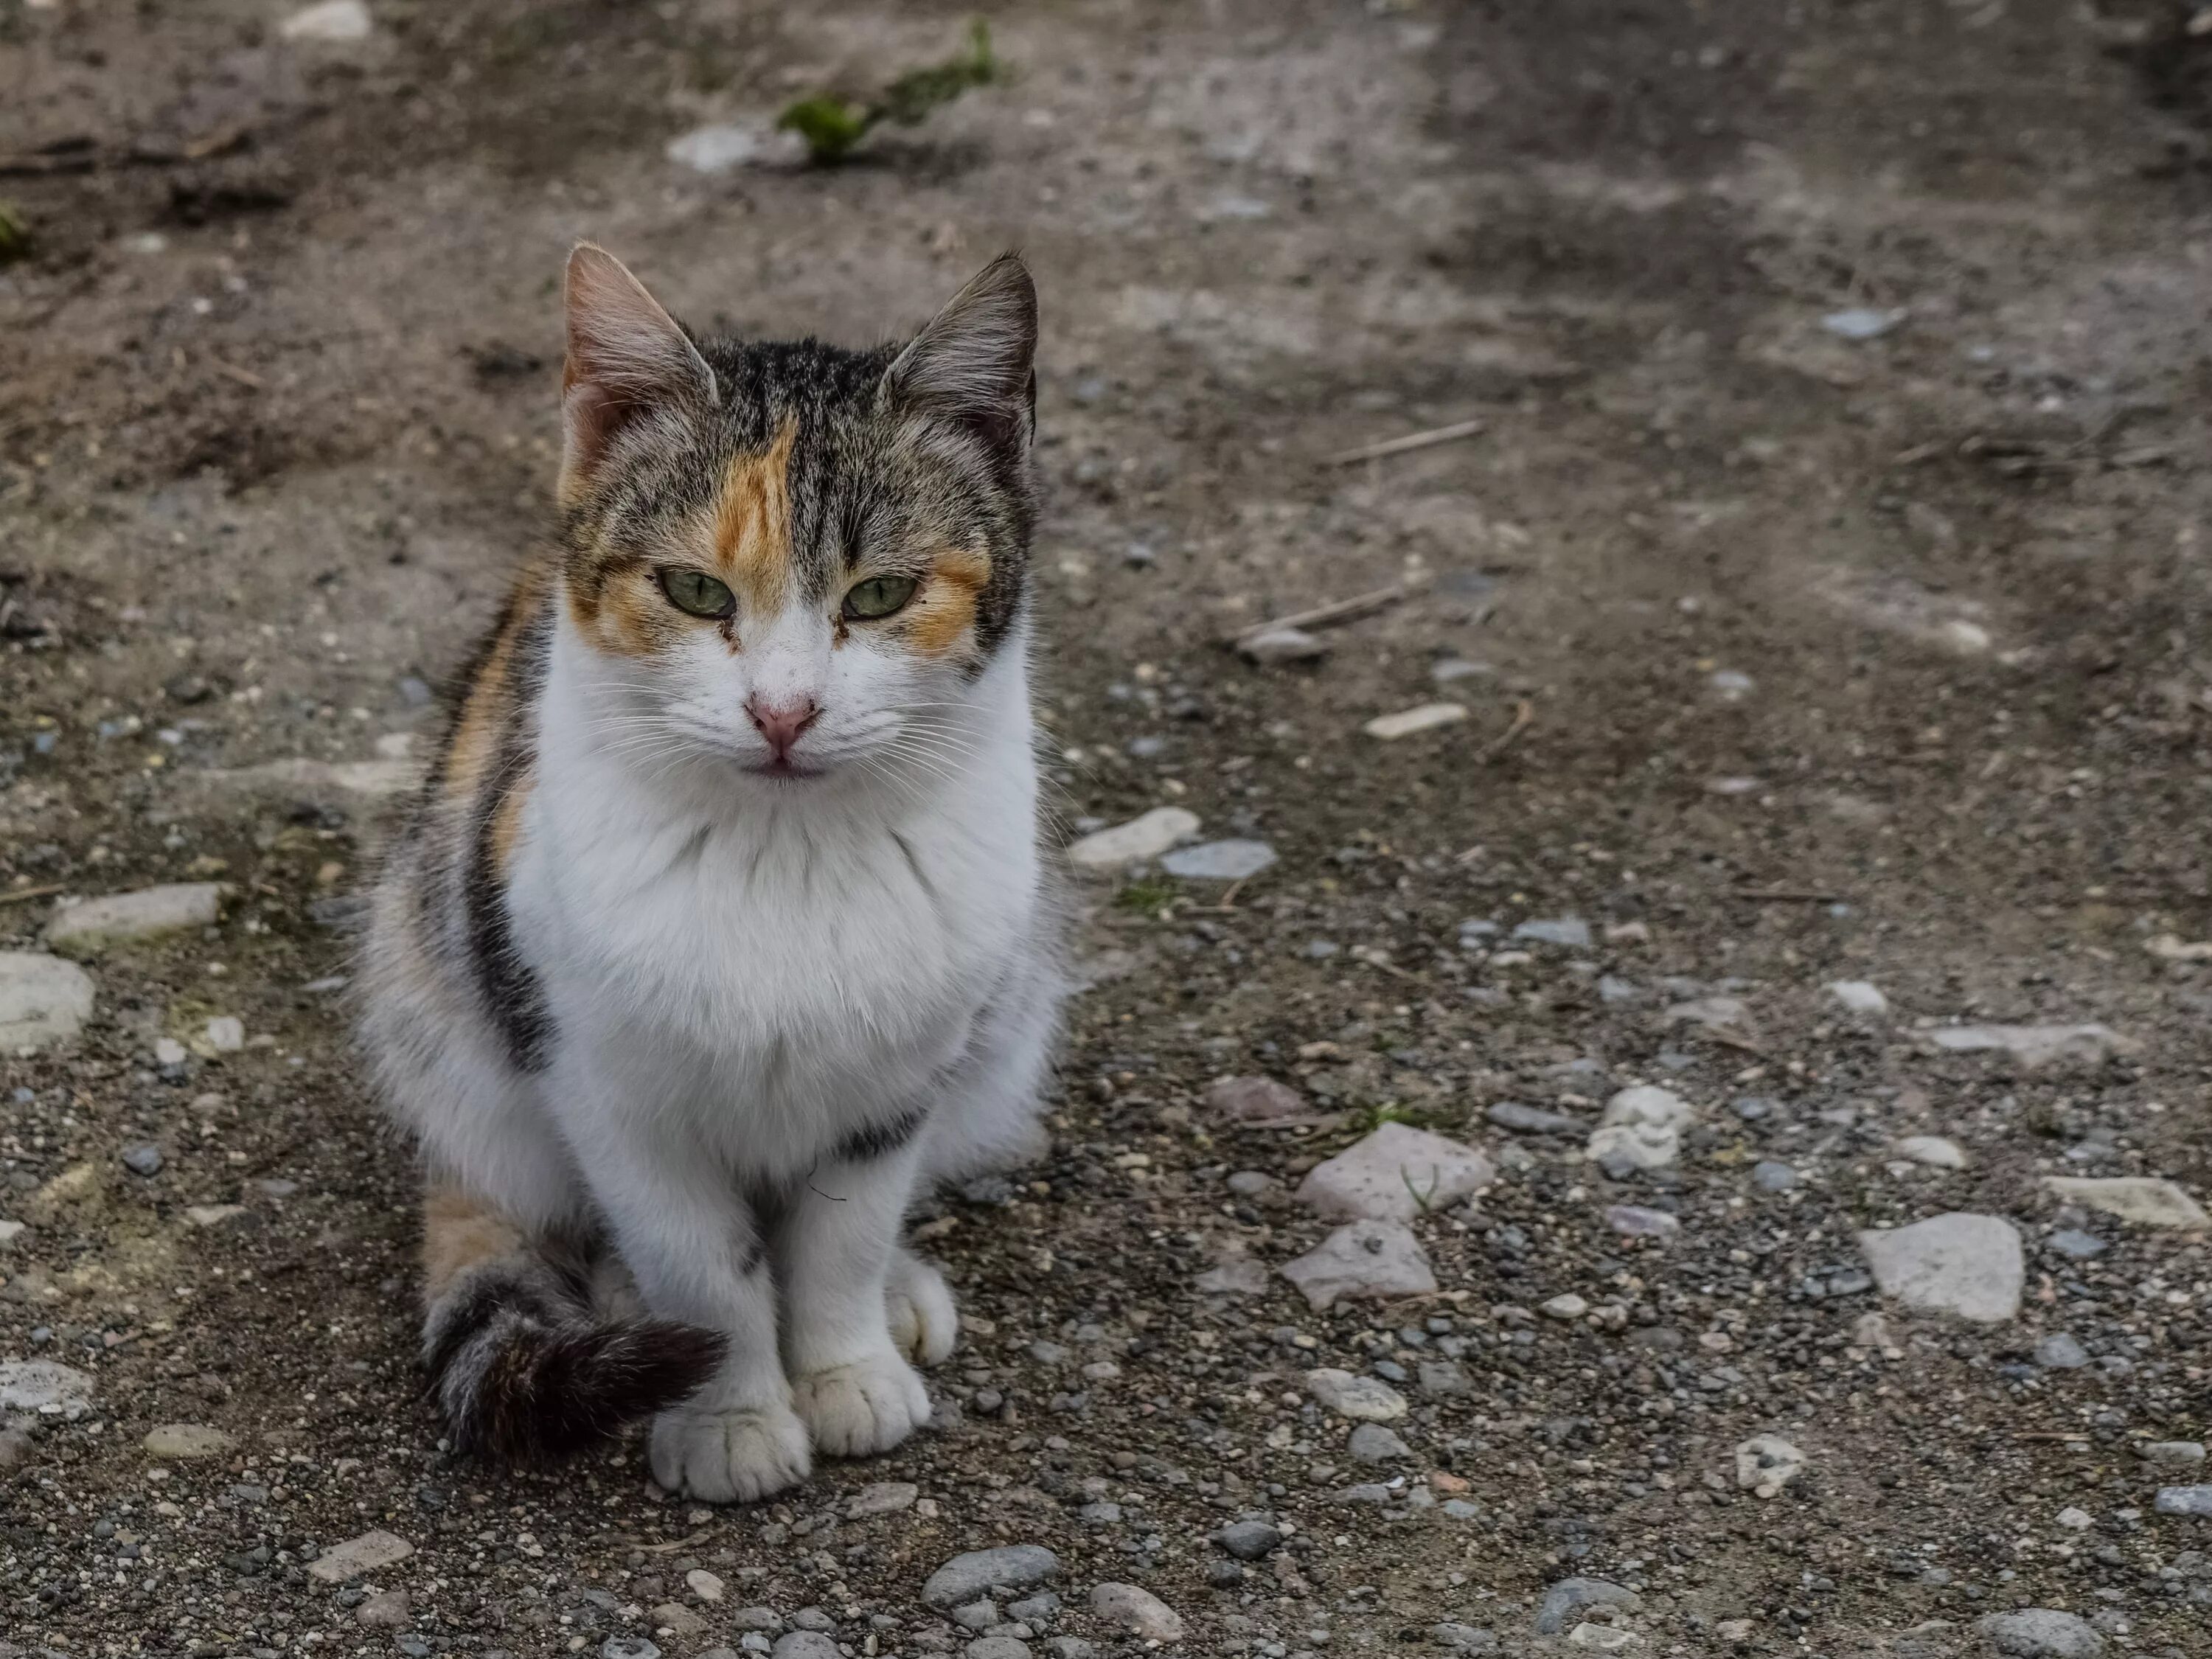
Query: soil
4,2,2212,1656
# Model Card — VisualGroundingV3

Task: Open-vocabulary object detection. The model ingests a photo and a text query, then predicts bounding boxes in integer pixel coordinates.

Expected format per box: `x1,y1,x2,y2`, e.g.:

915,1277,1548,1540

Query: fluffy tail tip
443,1316,726,1461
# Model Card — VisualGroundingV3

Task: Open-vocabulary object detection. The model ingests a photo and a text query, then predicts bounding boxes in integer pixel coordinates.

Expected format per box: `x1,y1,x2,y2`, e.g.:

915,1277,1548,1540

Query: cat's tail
420,1184,725,1460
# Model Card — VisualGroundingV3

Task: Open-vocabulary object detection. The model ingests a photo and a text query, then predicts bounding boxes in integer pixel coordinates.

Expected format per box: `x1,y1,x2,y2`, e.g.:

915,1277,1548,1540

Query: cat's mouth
747,755,825,780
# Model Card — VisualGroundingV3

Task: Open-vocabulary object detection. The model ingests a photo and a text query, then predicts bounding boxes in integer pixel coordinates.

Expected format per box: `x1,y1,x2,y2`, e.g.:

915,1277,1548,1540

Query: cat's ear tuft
883,253,1037,456
559,243,717,503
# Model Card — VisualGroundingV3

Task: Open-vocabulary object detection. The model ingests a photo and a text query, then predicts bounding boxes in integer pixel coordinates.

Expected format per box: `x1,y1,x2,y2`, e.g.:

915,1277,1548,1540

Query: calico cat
359,245,1062,1502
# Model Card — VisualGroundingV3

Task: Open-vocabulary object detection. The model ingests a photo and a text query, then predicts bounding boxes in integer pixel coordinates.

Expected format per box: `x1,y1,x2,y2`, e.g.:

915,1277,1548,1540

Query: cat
358,243,1062,1502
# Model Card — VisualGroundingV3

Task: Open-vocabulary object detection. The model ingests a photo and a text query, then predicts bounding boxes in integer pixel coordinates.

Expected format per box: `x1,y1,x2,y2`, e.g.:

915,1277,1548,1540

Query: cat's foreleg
565,1107,808,1503
778,1124,934,1458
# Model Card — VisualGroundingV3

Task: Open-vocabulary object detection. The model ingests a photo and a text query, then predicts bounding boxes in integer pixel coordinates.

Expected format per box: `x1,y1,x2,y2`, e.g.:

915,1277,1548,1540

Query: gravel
1534,1579,1641,1635
1975,1609,2107,1658
922,1547,1061,1607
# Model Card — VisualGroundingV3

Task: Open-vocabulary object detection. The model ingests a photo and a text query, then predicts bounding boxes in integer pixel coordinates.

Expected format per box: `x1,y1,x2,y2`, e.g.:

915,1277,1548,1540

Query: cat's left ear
882,253,1037,458
560,243,718,505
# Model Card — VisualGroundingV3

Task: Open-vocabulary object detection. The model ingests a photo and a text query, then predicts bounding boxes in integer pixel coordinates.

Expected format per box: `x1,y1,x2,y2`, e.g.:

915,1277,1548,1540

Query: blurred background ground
4,1,2212,1656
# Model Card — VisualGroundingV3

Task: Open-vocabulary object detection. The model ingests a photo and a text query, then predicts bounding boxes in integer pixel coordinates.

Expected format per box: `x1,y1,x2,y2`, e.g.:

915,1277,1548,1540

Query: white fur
394,585,1059,1501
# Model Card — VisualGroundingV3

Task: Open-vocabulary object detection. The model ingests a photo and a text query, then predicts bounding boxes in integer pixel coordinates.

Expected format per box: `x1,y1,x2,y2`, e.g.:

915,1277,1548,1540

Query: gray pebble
1975,1609,2107,1658
951,1599,1000,1630
1006,1593,1060,1624
1430,1624,1498,1652
769,1635,841,1659
1534,1578,1640,1635
603,1641,662,1659
923,1545,1061,1607
2034,1332,2090,1369
1215,1519,1282,1560
121,1144,165,1178
2046,1228,2107,1260
1486,1101,1583,1136
1512,917,1590,948
1751,1160,1798,1192
1043,1641,1097,1659
2154,1485,2212,1517
964,1639,1032,1659
1347,1422,1411,1464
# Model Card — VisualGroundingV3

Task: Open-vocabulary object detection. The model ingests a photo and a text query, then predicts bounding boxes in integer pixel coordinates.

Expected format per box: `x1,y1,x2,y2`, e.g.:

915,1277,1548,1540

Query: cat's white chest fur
507,624,1043,1174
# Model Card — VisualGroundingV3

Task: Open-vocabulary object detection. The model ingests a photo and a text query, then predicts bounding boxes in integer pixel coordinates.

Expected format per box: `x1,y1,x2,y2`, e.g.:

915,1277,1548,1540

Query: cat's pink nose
747,695,820,758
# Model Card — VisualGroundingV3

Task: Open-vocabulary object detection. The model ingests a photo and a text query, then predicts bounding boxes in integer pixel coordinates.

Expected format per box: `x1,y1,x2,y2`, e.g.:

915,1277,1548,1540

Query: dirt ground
6,1,2212,1655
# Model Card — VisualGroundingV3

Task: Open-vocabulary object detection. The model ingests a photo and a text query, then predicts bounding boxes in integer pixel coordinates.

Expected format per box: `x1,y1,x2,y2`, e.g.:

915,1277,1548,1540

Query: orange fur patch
905,545,992,659
422,1182,524,1302
713,420,798,616
571,563,675,659
488,770,534,877
447,568,549,799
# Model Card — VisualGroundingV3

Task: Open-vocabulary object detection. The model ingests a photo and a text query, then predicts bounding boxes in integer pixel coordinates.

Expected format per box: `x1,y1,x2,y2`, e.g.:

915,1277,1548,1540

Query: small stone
666,122,796,173
1534,1578,1641,1636
846,1482,918,1519
1363,701,1468,740
1204,1076,1308,1124
733,1608,783,1631
1043,1642,1097,1659
1893,1136,1967,1170
964,1640,1033,1659
279,0,372,41
2041,1176,2210,1229
1733,1435,1807,1496
768,1637,836,1659
1513,917,1592,948
2139,1441,2205,1466
1304,1368,1408,1422
1161,839,1276,880
1589,1085,1696,1174
950,1599,1001,1630
1486,1101,1584,1136
154,1037,188,1067
2034,1333,2090,1370
121,1144,165,1178
1825,979,1889,1013
186,1206,247,1234
1927,1023,2134,1069
1604,1205,1680,1240
1194,1258,1271,1295
2046,1228,2107,1259
44,883,223,957
1975,1609,2107,1658
2055,1507,2094,1531
204,1015,245,1053
922,1545,1060,1607
1751,1160,1798,1193
1088,1582,1183,1644
1295,1123,1493,1223
687,1567,728,1601
0,953,98,1051
0,1220,22,1247
1541,1294,1588,1321
653,1604,709,1638
1206,1558,1245,1588
1663,995,1750,1032
307,1529,414,1584
1565,1627,1638,1652
0,1360,95,1418
2153,1485,2212,1517
1430,1624,1499,1653
1857,1212,2024,1324
1065,807,1200,869
1215,1520,1283,1560
1417,1360,1471,1397
1238,625,1329,664
1280,1220,1437,1310
1823,306,1905,340
355,1589,410,1628
144,1424,234,1459
605,1641,663,1659
1347,1422,1412,1464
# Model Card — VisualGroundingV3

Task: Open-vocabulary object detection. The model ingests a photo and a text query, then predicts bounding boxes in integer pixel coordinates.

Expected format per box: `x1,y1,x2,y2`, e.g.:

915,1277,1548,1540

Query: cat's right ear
559,243,717,505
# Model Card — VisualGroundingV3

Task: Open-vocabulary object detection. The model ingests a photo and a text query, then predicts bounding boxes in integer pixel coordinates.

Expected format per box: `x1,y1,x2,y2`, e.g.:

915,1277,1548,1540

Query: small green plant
1341,1100,1436,1136
1115,877,1178,915
777,19,1000,164
0,204,30,266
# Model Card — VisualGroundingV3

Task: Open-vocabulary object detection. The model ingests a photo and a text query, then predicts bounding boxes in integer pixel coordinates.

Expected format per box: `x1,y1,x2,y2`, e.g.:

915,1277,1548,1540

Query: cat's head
552,244,1037,785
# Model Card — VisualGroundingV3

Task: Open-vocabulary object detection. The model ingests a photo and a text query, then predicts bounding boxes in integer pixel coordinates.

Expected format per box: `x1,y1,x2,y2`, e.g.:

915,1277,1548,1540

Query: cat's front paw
791,1349,932,1458
650,1400,811,1503
886,1249,959,1366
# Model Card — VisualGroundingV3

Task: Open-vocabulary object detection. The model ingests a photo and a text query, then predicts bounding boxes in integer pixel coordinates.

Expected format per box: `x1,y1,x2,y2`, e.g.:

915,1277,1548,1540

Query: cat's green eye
658,567,736,619
842,574,918,622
